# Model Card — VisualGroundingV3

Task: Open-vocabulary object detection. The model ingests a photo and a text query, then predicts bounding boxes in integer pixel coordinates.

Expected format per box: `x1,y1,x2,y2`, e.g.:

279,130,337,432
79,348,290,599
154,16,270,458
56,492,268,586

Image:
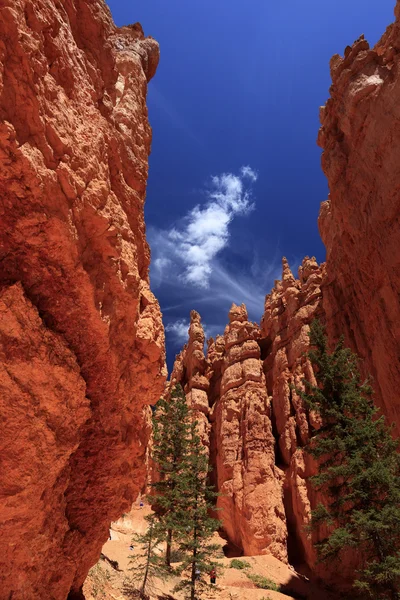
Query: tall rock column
0,1,165,598
261,258,324,567
212,304,288,561
169,306,288,561
318,6,400,434
169,310,210,442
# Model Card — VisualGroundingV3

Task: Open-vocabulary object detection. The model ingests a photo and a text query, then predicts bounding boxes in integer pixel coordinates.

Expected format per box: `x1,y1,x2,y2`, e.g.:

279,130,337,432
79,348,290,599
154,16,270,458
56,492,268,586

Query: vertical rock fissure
283,473,308,569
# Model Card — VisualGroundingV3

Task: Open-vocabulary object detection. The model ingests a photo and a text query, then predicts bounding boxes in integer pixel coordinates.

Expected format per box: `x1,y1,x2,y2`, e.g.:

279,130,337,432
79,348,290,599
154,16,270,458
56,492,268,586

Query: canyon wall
318,9,400,435
0,1,165,598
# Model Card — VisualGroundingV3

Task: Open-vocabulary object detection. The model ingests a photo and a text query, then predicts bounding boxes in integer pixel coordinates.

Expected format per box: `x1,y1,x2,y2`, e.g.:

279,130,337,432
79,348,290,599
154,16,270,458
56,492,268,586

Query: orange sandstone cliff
318,12,400,435
0,1,165,598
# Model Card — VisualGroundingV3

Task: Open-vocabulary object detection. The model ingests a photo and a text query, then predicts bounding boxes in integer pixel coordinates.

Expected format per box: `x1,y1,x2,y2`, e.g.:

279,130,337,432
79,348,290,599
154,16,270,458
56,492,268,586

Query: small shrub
247,573,279,591
169,548,185,563
230,558,251,570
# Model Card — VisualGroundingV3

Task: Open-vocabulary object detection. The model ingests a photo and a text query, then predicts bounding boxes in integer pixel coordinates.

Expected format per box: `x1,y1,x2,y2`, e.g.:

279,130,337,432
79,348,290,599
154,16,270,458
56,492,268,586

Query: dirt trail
83,503,336,600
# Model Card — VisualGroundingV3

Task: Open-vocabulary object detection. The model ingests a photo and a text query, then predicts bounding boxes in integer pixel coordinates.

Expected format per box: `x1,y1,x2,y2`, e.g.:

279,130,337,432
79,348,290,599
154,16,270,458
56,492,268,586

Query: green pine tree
150,384,193,567
172,419,222,600
300,319,400,599
126,514,168,599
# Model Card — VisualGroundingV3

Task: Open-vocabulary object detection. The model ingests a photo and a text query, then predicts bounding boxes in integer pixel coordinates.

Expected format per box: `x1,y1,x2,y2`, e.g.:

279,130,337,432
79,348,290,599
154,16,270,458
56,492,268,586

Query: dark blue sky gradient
107,0,395,368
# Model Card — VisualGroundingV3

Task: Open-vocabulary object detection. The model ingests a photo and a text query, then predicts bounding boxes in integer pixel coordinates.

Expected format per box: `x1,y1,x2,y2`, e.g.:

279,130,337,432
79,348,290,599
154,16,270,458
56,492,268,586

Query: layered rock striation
0,1,165,598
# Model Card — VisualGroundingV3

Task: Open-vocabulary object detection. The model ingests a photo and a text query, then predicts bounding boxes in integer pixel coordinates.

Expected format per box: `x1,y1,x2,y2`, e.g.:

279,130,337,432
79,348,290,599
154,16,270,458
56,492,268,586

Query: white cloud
165,319,190,343
149,165,286,347
153,257,171,272
152,167,257,289
240,165,258,182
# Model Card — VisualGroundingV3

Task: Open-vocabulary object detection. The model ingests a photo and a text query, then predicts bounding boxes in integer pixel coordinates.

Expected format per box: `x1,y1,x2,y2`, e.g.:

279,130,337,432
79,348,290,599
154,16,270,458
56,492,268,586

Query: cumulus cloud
151,167,258,289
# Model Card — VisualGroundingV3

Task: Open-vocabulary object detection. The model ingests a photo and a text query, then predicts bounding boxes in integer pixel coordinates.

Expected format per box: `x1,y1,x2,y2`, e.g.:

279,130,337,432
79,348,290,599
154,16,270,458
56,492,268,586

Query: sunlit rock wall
0,1,165,597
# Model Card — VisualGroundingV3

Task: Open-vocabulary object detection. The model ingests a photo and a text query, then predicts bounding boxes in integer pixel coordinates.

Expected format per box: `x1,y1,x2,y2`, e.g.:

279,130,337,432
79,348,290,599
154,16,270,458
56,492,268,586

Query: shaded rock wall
0,1,165,598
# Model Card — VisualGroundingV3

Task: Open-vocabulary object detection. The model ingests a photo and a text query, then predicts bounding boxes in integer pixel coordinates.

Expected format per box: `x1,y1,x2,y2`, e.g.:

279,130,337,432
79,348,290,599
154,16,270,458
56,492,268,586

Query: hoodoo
171,260,325,569
0,1,165,598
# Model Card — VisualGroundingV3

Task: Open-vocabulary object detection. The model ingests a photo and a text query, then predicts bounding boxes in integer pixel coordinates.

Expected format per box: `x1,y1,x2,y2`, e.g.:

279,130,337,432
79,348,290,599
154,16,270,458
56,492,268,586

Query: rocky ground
83,503,337,600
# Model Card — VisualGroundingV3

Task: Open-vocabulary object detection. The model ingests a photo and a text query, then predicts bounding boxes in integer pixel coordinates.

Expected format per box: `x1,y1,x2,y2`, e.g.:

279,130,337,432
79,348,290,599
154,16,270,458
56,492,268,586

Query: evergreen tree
172,420,222,600
150,384,192,567
300,320,400,599
127,514,168,599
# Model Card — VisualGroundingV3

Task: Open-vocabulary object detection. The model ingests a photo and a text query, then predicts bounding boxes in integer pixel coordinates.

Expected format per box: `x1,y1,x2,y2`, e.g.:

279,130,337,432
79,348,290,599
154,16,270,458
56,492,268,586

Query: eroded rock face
260,257,325,567
170,304,288,562
170,259,347,573
212,304,287,561
169,310,211,443
0,1,165,598
318,10,400,435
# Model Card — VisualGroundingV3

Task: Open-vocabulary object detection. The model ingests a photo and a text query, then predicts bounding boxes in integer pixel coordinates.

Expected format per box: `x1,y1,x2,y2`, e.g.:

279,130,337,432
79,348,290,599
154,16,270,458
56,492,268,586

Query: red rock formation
260,257,328,569
169,310,210,442
171,305,288,562
0,1,165,598
170,260,328,570
211,304,288,561
318,7,400,435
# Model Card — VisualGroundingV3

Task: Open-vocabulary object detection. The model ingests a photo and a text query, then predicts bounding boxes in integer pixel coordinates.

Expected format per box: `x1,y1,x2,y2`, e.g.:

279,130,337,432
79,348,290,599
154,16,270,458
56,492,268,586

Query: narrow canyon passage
1,0,400,598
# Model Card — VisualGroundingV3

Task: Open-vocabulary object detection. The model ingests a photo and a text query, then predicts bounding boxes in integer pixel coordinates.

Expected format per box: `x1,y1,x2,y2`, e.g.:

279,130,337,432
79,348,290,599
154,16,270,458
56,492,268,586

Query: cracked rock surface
0,1,165,598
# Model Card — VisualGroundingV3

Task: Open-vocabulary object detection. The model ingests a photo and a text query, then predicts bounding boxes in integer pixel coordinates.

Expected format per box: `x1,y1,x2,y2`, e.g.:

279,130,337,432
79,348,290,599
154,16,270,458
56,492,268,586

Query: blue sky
107,0,395,368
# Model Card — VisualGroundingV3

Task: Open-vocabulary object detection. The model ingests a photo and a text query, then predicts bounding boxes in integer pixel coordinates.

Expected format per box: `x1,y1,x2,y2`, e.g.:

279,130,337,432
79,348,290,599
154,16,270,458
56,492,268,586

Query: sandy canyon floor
83,503,337,600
